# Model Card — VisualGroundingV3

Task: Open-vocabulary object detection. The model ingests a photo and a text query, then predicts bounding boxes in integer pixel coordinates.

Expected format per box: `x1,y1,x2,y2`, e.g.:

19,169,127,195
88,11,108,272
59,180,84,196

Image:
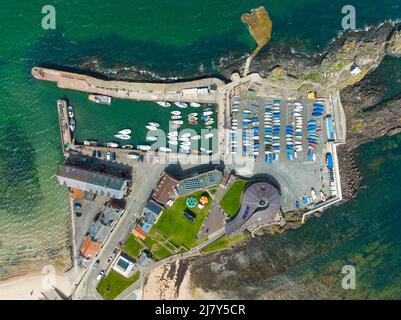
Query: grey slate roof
175,170,222,196
57,164,129,199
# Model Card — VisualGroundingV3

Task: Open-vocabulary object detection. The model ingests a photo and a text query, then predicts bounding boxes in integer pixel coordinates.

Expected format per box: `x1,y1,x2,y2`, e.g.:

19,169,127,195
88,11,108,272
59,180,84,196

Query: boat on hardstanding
137,145,151,151
311,188,318,201
114,134,131,140
106,142,119,148
320,190,326,201
88,94,112,105
127,152,140,159
69,119,75,132
174,102,188,108
190,102,201,107
118,129,132,135
122,144,134,149
159,147,172,152
156,101,171,107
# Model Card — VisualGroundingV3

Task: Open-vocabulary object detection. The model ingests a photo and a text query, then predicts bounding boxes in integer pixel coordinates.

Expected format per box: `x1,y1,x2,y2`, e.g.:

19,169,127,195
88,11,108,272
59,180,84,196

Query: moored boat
145,125,158,130
174,102,188,108
190,102,201,108
148,122,160,128
171,110,181,116
137,145,152,151
106,142,119,148
118,129,132,135
156,101,171,107
69,119,75,132
114,134,131,140
88,94,112,105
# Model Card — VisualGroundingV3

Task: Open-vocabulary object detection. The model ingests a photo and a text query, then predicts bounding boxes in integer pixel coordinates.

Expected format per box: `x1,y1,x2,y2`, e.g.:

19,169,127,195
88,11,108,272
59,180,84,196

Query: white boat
173,120,183,125
203,111,213,116
137,145,151,151
145,125,158,130
146,136,158,141
188,112,198,117
179,137,190,142
200,147,206,152
159,147,172,152
205,120,214,126
190,102,201,108
174,102,188,108
168,131,178,136
204,133,214,139
171,115,182,120
148,122,160,128
191,135,201,140
320,190,326,201
106,142,119,148
181,141,191,146
168,140,178,145
127,153,140,159
156,101,171,107
180,133,192,138
118,129,132,135
114,134,131,140
68,106,74,118
69,119,75,132
171,110,181,116
311,188,318,201
88,94,112,105
122,144,134,149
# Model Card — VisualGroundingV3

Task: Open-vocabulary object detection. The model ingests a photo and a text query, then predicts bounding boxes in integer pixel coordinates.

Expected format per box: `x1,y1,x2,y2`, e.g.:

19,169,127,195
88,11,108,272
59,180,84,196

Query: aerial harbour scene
1,0,401,303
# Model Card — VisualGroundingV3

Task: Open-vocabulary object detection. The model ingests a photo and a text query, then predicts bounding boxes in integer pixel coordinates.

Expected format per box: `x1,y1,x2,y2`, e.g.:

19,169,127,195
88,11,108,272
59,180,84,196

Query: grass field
201,232,248,254
123,235,144,259
149,190,213,249
97,270,140,300
219,179,248,218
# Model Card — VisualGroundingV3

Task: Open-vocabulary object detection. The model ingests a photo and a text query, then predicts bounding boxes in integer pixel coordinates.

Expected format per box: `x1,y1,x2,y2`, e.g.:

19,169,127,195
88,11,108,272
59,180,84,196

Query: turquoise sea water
0,0,400,296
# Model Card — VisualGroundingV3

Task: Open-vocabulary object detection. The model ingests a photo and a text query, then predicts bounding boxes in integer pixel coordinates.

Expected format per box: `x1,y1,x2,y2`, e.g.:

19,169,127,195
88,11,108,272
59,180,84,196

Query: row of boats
296,188,327,209
156,101,201,108
67,105,76,132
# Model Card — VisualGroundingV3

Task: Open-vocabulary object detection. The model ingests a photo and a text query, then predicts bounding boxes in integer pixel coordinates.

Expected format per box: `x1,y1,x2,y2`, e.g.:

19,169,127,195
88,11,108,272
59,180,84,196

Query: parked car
73,202,82,209
75,212,82,218
96,270,105,281
111,152,116,161
112,248,119,257
93,259,100,269
107,256,113,264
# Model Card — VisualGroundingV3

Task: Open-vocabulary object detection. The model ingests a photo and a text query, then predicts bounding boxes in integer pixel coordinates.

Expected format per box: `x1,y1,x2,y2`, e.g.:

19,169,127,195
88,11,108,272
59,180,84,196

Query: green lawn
151,244,174,261
97,270,140,300
149,190,213,249
201,233,247,254
123,235,144,259
219,180,248,218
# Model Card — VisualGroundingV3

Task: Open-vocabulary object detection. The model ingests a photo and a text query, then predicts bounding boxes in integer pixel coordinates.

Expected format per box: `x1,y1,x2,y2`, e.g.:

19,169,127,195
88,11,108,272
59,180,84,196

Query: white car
96,270,105,281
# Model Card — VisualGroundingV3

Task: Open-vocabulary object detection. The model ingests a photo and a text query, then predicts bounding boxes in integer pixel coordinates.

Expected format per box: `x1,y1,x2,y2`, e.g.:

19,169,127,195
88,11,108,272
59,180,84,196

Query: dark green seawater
0,0,400,296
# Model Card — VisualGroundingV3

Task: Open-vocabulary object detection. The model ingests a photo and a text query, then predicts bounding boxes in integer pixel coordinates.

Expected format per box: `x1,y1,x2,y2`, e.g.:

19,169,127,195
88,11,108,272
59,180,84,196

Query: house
132,199,163,240
350,64,362,76
113,253,136,277
57,164,130,199
152,172,179,205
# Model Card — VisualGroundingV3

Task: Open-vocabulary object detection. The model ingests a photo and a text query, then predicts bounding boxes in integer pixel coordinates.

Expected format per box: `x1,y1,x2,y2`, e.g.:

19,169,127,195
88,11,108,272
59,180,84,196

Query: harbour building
56,164,130,199
225,182,281,237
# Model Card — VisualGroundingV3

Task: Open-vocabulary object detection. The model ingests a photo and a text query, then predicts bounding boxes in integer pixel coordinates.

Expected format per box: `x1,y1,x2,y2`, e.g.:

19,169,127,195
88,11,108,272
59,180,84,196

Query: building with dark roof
113,252,136,277
152,172,179,205
57,164,130,199
225,182,281,237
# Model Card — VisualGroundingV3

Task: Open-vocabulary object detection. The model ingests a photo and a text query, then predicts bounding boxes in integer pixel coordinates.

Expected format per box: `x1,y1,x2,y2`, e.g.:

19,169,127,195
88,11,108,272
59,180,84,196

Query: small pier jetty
57,99,75,157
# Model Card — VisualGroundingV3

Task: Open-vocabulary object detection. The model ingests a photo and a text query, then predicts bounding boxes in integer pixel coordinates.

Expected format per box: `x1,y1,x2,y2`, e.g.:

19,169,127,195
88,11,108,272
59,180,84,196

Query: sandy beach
143,260,224,300
0,271,74,300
